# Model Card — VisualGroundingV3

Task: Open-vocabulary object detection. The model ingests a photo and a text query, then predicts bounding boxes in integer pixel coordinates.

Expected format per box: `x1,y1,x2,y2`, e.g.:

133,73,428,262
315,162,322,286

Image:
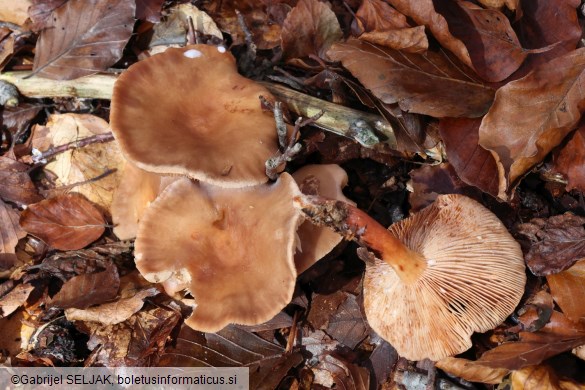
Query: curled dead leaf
65,287,160,325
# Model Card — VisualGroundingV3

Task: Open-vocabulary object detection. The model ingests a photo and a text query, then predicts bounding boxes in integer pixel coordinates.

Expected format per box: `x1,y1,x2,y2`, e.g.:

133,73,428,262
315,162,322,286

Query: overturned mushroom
135,173,301,332
296,194,526,361
110,44,280,187
293,164,355,273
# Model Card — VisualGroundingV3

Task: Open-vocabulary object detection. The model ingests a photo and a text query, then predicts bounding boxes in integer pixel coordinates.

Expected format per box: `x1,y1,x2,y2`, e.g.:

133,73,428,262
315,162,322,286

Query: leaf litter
0,0,584,388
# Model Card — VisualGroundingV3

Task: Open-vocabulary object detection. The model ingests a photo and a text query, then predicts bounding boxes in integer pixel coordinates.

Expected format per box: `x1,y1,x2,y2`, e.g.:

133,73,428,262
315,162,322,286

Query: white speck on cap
217,46,226,53
183,49,203,58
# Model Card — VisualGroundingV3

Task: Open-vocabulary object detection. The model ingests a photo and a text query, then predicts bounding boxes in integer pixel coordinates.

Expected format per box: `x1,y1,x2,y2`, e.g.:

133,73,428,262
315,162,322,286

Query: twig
285,310,301,354
34,133,115,163
41,168,118,197
0,71,399,150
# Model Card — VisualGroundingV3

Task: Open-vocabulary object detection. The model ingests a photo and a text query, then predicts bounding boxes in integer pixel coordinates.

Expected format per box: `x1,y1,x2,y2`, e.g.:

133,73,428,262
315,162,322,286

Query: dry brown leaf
20,193,105,251
552,125,585,192
359,27,428,53
49,262,119,309
354,0,428,53
433,1,526,82
136,0,165,23
437,357,509,384
477,0,518,9
408,163,482,212
355,0,410,31
0,199,26,272
385,0,523,82
80,302,181,366
547,260,585,323
327,39,494,118
511,365,583,390
0,156,43,206
516,213,585,276
202,0,285,50
281,0,342,60
515,0,581,73
0,0,32,25
28,0,68,31
0,283,34,318
33,113,124,212
479,48,585,196
326,294,368,349
149,3,223,48
65,287,159,325
32,0,135,80
439,118,503,197
477,311,585,370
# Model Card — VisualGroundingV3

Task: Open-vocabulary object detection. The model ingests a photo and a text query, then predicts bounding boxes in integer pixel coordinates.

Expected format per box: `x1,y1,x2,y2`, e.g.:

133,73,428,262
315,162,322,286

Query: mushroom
134,173,301,332
295,194,526,361
111,161,178,240
110,44,280,187
292,164,355,273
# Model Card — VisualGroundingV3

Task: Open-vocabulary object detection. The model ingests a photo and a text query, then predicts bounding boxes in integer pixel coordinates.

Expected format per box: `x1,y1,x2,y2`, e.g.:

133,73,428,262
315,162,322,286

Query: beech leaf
0,156,43,206
135,0,165,23
385,0,524,82
439,118,503,198
49,262,120,309
31,0,135,80
20,193,105,251
511,365,584,390
547,260,585,323
0,283,34,318
281,0,342,60
436,357,509,385
0,199,26,271
327,39,494,118
551,125,585,192
477,311,585,370
479,48,585,195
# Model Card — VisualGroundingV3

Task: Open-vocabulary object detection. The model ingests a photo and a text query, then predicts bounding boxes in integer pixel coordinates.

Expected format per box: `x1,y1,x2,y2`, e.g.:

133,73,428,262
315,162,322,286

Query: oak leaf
20,193,105,251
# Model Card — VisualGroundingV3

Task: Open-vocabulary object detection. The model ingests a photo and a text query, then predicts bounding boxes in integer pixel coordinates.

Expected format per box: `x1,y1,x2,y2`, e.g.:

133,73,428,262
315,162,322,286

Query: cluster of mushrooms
110,44,526,362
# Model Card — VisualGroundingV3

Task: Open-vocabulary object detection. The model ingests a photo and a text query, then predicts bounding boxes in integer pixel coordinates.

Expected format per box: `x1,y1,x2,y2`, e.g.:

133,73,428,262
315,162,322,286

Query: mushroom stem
294,194,426,283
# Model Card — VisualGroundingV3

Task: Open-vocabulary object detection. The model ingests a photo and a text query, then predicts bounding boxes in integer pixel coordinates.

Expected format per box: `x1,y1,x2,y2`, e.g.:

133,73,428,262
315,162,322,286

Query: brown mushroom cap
111,161,177,240
363,194,526,361
134,173,301,332
111,44,280,187
292,164,355,273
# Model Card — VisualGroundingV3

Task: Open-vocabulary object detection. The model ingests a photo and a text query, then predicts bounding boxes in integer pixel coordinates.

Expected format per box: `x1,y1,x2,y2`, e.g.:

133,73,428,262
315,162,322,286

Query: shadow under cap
134,173,302,332
110,44,280,187
364,194,526,361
